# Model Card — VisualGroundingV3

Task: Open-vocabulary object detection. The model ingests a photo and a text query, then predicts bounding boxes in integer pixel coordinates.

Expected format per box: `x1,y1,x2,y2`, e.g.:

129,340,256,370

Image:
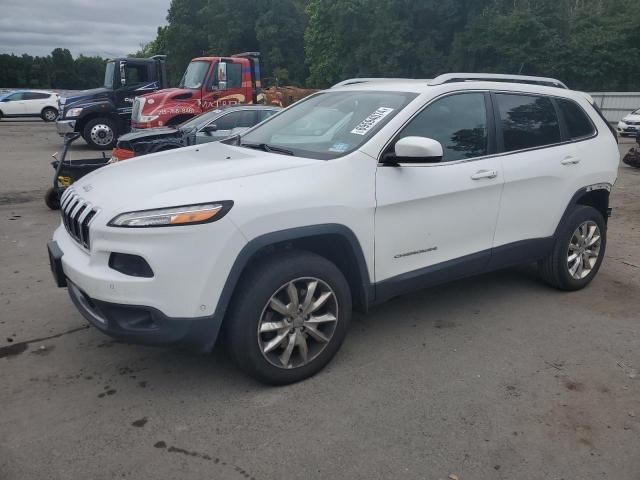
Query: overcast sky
0,0,171,58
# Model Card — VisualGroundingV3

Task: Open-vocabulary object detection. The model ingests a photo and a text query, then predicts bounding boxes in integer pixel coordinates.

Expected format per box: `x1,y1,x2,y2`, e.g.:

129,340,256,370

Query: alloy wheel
257,277,339,369
567,221,601,280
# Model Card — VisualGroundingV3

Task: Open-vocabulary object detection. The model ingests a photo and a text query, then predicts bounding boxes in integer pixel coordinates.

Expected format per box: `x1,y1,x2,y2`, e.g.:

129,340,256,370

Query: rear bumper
56,119,76,136
67,280,222,352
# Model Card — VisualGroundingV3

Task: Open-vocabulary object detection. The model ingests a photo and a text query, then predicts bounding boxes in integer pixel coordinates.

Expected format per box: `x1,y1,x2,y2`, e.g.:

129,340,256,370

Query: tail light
110,147,136,162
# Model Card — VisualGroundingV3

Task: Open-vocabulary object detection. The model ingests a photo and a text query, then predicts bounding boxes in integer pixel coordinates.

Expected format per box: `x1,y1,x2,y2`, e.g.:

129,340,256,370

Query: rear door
491,92,577,248
22,92,49,115
374,91,504,287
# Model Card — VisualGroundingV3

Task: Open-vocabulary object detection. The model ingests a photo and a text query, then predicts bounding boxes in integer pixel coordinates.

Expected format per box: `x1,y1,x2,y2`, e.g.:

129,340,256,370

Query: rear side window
213,110,256,130
496,93,560,152
557,99,595,139
24,92,50,100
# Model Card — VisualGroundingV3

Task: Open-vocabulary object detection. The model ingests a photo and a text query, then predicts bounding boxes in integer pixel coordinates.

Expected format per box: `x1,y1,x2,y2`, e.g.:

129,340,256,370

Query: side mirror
119,61,126,86
393,136,443,163
217,62,227,90
202,124,218,135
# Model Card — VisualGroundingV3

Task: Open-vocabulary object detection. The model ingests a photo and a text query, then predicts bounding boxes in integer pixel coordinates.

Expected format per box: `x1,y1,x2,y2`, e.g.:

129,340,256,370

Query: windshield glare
104,62,115,89
240,91,417,159
180,61,210,89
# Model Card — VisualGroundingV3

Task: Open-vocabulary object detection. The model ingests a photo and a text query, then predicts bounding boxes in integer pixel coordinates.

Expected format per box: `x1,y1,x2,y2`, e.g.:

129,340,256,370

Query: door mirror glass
119,61,126,86
217,62,227,90
394,137,443,163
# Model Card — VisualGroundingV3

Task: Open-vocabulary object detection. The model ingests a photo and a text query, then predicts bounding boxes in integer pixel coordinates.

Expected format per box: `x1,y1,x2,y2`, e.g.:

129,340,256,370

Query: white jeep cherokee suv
48,74,619,384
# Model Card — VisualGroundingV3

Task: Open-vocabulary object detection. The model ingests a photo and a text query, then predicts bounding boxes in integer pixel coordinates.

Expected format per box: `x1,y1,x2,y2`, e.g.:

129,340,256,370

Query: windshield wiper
240,142,294,156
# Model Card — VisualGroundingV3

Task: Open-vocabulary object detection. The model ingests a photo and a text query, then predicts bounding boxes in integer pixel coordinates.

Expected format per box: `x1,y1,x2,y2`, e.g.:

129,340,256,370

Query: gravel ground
1,119,639,480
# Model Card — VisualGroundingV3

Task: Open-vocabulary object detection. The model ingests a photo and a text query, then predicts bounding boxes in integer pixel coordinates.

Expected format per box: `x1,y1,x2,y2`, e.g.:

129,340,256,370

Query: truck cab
131,52,261,129
57,56,167,149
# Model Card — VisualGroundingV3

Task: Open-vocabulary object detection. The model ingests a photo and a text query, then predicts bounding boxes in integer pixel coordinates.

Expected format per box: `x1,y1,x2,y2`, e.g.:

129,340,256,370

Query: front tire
226,251,352,385
539,205,607,291
41,107,58,122
83,118,117,150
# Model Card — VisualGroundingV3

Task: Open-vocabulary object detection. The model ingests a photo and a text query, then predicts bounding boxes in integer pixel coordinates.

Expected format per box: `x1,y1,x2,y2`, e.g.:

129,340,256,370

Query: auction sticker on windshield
350,107,395,136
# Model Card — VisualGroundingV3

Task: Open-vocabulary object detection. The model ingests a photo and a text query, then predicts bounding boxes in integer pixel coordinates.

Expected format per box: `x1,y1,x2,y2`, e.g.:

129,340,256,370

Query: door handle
471,169,498,180
561,156,581,165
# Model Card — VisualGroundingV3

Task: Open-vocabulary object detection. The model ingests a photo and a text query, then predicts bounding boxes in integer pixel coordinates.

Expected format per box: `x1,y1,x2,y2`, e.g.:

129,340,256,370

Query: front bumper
67,280,222,351
56,119,77,136
48,239,222,351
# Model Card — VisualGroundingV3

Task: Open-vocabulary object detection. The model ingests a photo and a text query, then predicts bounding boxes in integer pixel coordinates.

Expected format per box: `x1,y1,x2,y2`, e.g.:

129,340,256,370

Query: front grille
60,188,99,249
627,121,640,126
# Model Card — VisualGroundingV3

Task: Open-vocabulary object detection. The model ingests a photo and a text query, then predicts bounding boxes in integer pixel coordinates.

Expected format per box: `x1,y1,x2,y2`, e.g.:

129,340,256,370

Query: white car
0,89,59,122
617,108,640,138
48,73,619,384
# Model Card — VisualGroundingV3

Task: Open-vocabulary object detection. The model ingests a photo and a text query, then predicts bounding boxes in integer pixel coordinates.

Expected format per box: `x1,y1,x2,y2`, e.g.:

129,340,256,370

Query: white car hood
71,142,318,214
622,113,640,123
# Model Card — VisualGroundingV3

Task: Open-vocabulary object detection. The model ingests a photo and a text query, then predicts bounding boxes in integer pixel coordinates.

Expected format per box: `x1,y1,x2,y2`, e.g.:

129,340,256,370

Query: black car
111,105,281,161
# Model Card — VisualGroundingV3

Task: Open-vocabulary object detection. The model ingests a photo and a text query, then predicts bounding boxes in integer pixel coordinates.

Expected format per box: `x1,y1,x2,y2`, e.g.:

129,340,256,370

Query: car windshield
180,61,209,89
633,109,640,115
104,62,115,89
240,91,417,159
179,109,226,130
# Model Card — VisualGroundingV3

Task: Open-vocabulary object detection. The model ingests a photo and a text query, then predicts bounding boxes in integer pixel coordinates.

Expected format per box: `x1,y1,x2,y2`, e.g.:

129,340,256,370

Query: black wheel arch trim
554,184,612,238
211,224,373,341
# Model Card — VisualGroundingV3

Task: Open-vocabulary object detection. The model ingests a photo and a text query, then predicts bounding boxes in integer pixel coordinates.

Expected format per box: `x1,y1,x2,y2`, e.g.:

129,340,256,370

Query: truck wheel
538,205,606,291
84,118,117,150
41,107,58,122
44,187,60,210
225,250,352,385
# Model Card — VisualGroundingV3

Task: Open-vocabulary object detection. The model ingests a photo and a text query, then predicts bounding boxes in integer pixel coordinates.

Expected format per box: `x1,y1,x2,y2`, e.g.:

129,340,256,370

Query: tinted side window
227,63,242,89
557,99,595,140
396,93,488,162
24,92,49,100
5,92,24,101
125,65,149,84
496,93,561,151
260,110,277,121
213,111,256,130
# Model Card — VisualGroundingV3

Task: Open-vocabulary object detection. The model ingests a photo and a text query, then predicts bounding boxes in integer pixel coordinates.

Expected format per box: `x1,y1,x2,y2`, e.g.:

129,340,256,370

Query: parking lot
1,120,639,479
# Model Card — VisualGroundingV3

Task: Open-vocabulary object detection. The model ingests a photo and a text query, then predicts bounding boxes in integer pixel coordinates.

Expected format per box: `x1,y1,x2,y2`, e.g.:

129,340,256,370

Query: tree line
0,48,105,90
3,0,640,91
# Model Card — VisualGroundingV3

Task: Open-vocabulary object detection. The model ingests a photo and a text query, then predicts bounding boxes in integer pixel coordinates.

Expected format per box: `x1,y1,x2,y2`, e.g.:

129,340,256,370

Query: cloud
0,0,171,58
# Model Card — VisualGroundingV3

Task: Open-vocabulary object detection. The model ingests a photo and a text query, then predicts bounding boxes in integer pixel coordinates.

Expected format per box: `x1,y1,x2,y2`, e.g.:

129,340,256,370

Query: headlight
66,108,83,118
108,202,233,228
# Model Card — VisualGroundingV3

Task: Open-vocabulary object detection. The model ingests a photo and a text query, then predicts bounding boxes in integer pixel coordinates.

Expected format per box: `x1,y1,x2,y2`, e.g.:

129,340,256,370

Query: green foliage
0,49,105,90
2,0,640,91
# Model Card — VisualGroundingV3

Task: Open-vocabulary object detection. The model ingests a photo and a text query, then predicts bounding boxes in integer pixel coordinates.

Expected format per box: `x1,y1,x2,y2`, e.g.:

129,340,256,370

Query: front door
202,60,248,111
1,92,26,115
375,92,504,292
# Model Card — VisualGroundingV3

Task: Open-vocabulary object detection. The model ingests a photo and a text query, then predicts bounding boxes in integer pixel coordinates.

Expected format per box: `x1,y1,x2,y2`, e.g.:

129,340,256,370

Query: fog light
109,253,154,278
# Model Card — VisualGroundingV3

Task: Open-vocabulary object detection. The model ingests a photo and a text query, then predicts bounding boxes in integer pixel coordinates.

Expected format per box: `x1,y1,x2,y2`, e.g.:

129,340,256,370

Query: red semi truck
131,52,314,129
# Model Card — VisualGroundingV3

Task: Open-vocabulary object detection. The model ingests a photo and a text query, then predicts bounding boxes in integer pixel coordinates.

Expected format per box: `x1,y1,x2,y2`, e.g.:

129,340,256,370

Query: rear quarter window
557,99,595,140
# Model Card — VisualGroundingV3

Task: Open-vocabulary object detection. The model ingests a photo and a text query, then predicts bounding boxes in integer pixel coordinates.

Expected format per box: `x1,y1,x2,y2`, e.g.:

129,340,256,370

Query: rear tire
538,205,606,291
225,250,352,385
44,187,60,210
41,107,58,122
83,118,117,150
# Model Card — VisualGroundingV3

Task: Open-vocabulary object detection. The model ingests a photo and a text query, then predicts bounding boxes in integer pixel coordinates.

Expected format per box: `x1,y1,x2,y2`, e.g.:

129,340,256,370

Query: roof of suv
330,73,585,100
